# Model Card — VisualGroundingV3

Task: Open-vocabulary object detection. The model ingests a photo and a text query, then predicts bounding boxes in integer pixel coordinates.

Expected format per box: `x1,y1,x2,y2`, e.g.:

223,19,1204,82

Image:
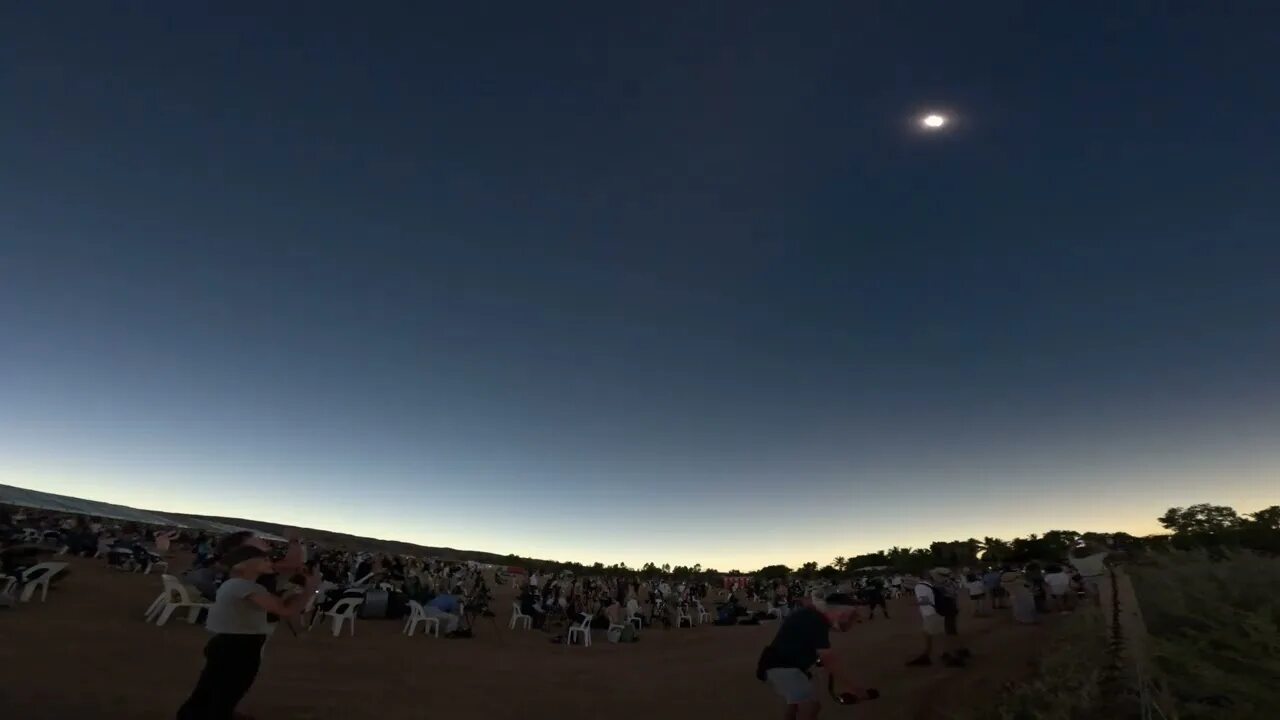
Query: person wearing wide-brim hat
906,568,970,667
1001,570,1038,624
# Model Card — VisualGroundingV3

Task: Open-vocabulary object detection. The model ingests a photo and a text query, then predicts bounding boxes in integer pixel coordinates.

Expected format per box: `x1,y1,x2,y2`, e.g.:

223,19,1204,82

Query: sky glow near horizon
2,4,1277,569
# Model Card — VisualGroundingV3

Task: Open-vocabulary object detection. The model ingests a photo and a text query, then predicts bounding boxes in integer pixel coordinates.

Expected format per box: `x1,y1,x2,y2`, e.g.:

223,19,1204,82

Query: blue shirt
428,594,460,613
982,571,1001,590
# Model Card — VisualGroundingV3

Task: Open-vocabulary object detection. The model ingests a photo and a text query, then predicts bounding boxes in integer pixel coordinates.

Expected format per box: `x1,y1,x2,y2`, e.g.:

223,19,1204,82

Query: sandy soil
1,557,1055,719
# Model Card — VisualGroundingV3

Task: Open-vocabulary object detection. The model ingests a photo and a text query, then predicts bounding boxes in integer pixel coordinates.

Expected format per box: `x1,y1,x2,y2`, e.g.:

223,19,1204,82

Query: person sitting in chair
425,592,462,635
519,585,547,630
606,598,638,642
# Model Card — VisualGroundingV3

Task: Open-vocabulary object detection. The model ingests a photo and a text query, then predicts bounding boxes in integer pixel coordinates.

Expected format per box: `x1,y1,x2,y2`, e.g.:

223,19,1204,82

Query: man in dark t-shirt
757,594,863,719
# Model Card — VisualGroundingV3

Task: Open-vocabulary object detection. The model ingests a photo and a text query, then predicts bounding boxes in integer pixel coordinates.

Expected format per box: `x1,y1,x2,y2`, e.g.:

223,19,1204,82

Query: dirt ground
1,557,1058,720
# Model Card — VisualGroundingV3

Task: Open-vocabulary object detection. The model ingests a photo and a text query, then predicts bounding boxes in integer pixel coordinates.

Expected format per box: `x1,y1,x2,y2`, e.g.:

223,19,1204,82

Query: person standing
176,546,319,719
982,568,1005,609
966,572,989,617
154,529,180,554
1043,565,1075,612
907,568,967,667
1025,562,1047,613
1069,545,1110,607
863,577,890,619
214,531,306,633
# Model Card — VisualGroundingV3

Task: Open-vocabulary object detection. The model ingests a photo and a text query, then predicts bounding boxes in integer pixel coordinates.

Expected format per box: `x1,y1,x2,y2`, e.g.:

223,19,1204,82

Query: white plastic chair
607,622,628,643
149,575,212,625
324,597,363,637
677,605,694,627
567,612,592,647
767,606,784,619
403,600,440,637
305,590,329,630
1,575,16,598
626,599,644,630
509,601,532,630
695,601,711,625
145,559,168,575
19,562,69,603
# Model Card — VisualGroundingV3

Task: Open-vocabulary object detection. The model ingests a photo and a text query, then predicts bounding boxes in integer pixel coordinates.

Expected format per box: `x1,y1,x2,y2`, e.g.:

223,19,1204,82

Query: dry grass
961,607,1126,720
1129,551,1280,719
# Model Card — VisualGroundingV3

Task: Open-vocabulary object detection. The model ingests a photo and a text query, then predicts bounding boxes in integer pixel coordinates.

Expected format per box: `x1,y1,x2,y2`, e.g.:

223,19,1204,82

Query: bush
1129,552,1280,719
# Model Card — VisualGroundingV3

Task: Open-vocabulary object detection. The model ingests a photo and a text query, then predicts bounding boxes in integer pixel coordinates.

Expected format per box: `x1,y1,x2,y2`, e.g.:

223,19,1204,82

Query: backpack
923,582,958,617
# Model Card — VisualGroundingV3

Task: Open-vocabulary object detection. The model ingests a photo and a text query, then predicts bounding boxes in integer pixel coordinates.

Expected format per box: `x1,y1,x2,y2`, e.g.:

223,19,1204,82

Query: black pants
866,596,889,618
177,633,267,719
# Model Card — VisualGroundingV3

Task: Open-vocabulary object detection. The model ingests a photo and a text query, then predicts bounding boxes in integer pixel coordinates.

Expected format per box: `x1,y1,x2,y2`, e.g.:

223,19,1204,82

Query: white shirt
914,583,937,618
1045,572,1071,595
966,579,985,596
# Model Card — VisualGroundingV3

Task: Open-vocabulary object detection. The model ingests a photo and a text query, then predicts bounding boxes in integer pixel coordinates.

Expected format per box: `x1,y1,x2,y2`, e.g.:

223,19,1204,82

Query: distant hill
163,511,522,565
0,482,526,566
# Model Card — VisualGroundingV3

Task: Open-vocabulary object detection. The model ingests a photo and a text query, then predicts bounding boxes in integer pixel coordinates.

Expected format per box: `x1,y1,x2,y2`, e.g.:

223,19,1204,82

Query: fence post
1111,566,1178,720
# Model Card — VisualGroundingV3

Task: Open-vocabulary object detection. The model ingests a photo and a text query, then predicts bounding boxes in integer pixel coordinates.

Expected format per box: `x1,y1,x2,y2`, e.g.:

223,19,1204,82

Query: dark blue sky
2,3,1277,567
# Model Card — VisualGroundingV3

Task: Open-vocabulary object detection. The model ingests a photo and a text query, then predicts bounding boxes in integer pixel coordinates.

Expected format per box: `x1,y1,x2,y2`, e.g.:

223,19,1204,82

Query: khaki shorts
765,668,816,705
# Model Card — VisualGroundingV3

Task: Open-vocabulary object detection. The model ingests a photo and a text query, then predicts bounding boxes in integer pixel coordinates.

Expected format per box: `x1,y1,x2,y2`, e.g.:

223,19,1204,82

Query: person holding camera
755,594,867,720
176,545,320,719
212,530,307,631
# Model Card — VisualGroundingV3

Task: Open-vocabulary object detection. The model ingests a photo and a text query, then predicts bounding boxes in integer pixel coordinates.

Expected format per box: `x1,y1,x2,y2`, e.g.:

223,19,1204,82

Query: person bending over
756,594,865,720
177,546,319,719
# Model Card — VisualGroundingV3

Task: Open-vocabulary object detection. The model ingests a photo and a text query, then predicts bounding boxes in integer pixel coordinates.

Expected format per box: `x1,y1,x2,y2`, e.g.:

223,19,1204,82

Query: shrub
1129,551,1280,719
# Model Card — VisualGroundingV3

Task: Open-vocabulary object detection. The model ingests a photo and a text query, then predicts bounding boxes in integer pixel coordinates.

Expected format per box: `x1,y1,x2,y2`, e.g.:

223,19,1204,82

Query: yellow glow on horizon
4,460,1276,570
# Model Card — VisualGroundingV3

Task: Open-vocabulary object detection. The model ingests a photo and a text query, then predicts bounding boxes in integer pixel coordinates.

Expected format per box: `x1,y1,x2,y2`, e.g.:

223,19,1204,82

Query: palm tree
833,556,847,572
981,536,1011,562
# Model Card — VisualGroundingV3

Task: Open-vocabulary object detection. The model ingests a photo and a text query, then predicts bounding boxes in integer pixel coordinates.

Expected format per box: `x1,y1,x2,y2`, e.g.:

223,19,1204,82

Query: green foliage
755,564,791,578
515,503,1276,582
1155,503,1279,555
1158,504,1241,534
1249,506,1280,529
1130,552,1280,719
981,536,1012,562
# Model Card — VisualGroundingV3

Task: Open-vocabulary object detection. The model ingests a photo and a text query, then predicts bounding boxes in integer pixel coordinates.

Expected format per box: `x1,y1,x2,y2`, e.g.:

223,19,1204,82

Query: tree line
498,503,1279,579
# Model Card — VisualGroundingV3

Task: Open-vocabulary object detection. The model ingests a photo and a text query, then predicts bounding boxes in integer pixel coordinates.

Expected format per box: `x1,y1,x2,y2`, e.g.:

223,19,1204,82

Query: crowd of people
3,503,1112,720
